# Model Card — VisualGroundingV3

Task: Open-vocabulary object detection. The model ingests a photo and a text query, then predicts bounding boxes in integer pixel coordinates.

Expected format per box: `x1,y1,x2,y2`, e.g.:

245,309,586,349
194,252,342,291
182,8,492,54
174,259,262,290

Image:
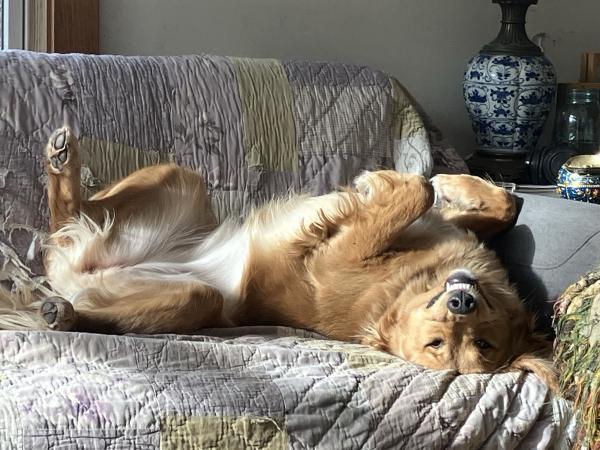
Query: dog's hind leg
39,297,77,331
63,281,229,334
44,127,82,233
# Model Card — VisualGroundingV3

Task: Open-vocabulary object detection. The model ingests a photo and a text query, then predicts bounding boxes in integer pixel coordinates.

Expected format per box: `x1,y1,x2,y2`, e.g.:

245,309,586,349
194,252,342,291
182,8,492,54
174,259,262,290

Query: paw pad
40,297,75,331
46,128,77,173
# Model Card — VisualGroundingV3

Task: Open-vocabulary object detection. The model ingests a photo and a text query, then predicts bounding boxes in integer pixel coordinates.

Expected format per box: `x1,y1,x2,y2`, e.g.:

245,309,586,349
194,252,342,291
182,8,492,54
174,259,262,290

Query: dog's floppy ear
507,313,559,392
360,309,398,353
360,327,389,352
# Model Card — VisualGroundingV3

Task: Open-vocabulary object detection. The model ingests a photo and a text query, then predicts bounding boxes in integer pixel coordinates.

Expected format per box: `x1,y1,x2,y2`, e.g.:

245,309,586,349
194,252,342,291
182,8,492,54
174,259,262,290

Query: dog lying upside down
33,127,556,389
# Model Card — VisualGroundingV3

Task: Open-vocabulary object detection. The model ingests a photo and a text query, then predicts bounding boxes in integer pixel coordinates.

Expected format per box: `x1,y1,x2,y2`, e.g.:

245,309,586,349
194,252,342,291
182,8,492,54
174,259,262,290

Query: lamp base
466,152,527,183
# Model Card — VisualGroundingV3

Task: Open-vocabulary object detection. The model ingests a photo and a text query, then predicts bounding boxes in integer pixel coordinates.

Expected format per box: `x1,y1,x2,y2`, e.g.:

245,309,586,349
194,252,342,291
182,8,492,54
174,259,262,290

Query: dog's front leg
337,170,434,261
431,174,517,238
44,127,82,233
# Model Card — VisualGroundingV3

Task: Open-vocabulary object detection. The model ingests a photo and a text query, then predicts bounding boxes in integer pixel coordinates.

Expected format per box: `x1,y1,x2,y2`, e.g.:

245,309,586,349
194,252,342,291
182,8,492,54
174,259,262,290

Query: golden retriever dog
27,127,555,389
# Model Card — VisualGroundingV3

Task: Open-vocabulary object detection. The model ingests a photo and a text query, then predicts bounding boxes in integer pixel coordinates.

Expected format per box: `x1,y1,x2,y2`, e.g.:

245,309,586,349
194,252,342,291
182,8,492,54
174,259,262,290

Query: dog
7,127,557,389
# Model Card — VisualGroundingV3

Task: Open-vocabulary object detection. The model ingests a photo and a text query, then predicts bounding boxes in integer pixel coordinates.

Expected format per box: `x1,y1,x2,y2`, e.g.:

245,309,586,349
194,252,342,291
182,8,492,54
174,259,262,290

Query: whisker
426,290,444,308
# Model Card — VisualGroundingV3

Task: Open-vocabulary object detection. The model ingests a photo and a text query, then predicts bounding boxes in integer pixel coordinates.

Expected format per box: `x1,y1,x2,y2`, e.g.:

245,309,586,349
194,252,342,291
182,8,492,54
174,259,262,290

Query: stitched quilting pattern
0,330,576,449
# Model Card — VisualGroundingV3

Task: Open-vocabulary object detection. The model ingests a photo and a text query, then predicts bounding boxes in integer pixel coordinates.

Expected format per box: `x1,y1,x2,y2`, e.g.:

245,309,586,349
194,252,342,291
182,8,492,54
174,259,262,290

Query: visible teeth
445,282,474,292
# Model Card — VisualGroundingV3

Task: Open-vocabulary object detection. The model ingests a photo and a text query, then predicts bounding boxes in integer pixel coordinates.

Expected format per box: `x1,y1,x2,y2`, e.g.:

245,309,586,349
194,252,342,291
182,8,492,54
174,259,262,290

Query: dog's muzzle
445,269,477,315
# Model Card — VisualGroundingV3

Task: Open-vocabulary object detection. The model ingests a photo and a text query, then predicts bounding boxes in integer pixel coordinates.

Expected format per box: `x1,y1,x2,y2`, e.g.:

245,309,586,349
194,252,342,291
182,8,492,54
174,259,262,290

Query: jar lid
564,155,600,174
557,83,600,103
558,82,600,90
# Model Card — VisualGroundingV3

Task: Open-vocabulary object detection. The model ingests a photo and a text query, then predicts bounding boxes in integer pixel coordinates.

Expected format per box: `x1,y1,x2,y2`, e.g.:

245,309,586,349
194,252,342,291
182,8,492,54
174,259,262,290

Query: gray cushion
490,193,600,332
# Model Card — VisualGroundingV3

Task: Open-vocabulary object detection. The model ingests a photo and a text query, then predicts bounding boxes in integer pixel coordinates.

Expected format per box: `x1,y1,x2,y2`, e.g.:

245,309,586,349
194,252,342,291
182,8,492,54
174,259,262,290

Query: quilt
0,328,576,449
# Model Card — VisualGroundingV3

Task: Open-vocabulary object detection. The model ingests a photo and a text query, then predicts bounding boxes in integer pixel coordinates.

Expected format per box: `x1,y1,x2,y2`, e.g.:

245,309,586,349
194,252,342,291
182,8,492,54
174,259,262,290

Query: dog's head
364,258,557,390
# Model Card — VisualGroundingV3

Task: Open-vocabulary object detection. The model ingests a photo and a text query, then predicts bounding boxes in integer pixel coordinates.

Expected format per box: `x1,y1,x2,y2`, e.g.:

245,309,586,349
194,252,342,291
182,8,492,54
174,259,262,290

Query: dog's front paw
353,171,379,200
40,297,76,331
354,171,432,206
431,174,502,211
45,127,79,174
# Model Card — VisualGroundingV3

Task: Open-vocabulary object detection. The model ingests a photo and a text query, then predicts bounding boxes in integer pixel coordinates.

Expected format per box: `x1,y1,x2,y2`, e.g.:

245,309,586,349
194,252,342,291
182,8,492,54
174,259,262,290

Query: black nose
447,290,476,315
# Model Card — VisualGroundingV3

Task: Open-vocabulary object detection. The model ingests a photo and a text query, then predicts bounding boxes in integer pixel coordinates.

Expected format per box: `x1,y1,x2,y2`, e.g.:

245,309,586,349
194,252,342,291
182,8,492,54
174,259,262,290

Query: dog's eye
474,339,492,350
426,339,444,349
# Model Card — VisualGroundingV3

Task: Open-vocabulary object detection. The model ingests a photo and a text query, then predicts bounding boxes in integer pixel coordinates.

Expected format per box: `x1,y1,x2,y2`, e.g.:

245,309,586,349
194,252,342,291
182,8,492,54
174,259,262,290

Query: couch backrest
1,51,471,275
0,51,445,224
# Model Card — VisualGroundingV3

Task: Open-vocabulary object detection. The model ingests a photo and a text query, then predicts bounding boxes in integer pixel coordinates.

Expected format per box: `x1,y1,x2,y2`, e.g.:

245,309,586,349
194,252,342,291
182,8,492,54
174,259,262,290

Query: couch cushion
490,193,600,331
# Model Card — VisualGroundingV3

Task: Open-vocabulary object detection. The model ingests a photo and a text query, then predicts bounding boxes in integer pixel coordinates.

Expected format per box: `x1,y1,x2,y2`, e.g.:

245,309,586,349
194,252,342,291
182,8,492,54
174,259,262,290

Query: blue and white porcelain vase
463,0,556,156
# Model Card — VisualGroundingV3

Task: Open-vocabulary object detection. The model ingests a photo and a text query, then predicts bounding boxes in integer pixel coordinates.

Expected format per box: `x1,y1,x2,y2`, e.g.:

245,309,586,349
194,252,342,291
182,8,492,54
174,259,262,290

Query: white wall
100,0,600,157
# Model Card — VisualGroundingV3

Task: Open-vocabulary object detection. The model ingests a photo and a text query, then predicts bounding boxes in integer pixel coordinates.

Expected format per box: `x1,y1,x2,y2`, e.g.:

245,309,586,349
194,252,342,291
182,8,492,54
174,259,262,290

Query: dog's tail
0,283,48,330
0,240,51,330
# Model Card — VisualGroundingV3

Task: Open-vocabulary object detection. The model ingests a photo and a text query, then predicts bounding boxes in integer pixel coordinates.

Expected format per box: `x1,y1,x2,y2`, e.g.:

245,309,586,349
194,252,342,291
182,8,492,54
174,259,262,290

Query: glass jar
554,84,600,154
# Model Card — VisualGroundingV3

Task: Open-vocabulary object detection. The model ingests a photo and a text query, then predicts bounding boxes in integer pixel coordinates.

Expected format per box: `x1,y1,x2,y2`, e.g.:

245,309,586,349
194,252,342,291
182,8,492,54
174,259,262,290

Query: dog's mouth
445,269,478,292
426,269,478,309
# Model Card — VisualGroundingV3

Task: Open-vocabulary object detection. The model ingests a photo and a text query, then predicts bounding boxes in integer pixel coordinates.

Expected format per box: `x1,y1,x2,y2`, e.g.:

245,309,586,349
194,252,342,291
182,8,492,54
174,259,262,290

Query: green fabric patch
232,58,298,172
294,339,401,370
390,79,427,142
346,349,401,370
78,136,174,196
160,415,288,449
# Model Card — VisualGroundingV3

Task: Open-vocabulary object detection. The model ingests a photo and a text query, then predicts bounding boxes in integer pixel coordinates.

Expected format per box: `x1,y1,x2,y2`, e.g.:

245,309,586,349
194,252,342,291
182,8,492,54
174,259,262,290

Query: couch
0,50,587,449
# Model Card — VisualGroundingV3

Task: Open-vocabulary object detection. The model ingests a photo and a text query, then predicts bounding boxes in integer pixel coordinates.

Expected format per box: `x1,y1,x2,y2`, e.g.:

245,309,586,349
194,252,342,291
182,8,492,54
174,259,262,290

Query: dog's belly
44,192,345,316
188,192,349,318
244,192,347,247
227,192,353,325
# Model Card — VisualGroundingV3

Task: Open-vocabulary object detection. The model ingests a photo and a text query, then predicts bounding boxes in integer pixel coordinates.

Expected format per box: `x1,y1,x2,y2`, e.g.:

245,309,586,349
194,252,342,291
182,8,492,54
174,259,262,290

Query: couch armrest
489,193,600,331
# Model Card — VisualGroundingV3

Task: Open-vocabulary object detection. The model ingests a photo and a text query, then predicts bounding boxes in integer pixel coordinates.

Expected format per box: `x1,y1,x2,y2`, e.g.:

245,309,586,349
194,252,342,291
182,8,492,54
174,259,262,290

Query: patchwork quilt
0,51,574,448
0,50,465,262
0,328,575,449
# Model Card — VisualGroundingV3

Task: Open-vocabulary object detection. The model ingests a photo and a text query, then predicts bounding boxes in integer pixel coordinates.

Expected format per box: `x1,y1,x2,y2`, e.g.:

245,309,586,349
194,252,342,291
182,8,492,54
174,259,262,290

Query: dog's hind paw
45,127,79,174
40,297,76,331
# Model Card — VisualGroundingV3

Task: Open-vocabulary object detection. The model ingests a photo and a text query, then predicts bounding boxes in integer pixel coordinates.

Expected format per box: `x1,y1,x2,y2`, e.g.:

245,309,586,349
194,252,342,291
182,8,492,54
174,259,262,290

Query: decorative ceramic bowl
556,155,600,204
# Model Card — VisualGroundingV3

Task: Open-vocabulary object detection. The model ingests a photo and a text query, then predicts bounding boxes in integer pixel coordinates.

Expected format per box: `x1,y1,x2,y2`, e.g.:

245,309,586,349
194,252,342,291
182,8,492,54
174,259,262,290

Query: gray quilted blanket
0,329,575,449
0,51,574,448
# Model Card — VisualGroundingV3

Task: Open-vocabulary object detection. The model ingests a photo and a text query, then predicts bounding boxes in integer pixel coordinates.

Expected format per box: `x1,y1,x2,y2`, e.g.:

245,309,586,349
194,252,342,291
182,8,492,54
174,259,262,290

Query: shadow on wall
489,223,553,336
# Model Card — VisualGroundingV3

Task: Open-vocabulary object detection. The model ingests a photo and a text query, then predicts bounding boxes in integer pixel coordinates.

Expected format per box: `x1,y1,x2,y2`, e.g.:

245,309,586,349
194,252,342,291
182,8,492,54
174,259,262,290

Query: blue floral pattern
463,54,556,155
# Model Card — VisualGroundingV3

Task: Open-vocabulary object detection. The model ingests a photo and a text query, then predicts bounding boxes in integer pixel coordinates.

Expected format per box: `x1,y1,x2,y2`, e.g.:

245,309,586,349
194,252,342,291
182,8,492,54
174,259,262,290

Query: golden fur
6,127,557,390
